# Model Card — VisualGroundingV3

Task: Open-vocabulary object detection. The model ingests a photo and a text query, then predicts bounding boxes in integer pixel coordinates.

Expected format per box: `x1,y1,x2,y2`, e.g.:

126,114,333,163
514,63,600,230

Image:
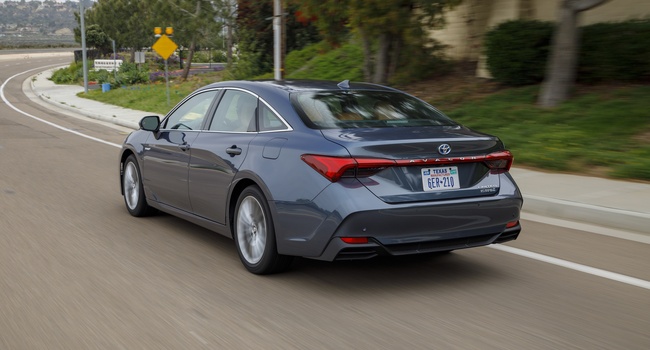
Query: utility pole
112,39,117,82
273,0,282,81
80,1,88,94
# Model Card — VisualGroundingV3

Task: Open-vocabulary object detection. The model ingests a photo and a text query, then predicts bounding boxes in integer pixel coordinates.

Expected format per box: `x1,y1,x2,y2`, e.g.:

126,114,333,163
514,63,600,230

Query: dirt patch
633,129,650,144
396,61,504,110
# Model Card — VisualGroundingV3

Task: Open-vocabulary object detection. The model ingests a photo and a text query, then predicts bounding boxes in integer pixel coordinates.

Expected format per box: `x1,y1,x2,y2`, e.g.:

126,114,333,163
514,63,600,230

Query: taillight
302,150,514,182
301,155,395,182
485,151,513,174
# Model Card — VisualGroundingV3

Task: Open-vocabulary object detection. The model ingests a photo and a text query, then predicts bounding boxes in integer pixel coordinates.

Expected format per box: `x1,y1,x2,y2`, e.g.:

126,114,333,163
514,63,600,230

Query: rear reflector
506,220,519,228
340,237,369,244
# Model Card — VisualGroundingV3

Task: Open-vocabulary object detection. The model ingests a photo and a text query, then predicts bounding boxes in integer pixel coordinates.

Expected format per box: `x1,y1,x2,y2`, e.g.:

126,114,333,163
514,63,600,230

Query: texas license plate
421,166,460,191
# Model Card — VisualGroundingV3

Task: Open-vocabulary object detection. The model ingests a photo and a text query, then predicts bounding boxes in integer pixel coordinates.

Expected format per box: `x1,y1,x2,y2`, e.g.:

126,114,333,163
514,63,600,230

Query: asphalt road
1,52,649,349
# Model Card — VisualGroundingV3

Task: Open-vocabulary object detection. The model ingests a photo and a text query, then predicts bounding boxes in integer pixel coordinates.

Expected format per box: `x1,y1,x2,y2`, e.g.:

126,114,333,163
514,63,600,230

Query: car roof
199,79,401,94
191,80,408,129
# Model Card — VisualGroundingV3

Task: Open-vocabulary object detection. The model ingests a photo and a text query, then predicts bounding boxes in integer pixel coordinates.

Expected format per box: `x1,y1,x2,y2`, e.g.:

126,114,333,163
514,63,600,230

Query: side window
259,103,287,131
209,90,257,132
162,90,218,130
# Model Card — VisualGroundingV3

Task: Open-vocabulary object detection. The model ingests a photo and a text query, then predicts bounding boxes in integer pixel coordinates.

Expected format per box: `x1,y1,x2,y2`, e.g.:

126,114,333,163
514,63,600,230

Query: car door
142,90,218,212
188,89,260,224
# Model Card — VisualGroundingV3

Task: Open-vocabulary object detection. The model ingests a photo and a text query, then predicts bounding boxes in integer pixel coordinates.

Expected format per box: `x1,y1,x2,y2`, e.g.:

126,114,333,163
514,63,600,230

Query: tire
122,155,153,217
234,186,292,274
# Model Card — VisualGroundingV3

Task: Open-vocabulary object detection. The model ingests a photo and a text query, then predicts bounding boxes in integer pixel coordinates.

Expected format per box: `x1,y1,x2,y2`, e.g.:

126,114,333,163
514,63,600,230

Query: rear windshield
290,90,456,129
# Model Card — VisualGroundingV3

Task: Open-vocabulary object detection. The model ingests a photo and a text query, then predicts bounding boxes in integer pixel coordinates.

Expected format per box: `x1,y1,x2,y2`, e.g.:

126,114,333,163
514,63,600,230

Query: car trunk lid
316,126,510,203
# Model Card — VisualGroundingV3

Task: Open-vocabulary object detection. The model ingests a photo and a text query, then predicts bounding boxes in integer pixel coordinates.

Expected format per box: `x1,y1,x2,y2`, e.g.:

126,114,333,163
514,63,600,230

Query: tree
79,0,231,77
218,0,238,65
537,0,608,107
85,0,157,62
292,0,459,84
290,0,348,48
85,24,112,52
236,0,274,76
74,20,111,54
235,0,320,78
163,0,221,79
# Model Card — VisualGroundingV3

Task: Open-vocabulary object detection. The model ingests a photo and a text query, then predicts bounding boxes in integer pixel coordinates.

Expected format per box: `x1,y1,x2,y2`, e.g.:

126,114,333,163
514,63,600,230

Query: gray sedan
119,80,522,274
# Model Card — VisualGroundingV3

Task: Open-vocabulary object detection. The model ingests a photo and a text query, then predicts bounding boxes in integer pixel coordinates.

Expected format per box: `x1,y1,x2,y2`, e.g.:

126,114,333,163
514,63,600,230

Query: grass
443,85,650,180
78,72,224,115
285,43,364,81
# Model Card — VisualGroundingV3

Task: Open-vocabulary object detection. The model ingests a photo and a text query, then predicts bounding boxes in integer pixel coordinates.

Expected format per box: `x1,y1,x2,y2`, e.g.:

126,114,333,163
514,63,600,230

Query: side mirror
139,115,160,132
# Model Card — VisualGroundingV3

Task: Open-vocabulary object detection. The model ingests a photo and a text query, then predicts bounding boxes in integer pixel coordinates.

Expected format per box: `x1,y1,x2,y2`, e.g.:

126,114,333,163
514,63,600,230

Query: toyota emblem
438,144,451,155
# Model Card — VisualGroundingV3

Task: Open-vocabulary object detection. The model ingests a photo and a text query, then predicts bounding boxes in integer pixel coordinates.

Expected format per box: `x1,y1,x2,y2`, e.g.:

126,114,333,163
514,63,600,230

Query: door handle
226,145,242,156
179,143,190,152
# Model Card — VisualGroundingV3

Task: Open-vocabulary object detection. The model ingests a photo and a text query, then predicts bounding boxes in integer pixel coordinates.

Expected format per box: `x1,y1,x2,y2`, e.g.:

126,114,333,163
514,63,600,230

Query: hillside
0,0,82,47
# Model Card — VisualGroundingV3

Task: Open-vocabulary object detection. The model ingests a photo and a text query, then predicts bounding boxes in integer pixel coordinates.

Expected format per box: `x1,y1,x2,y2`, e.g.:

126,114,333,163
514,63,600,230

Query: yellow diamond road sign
152,34,178,60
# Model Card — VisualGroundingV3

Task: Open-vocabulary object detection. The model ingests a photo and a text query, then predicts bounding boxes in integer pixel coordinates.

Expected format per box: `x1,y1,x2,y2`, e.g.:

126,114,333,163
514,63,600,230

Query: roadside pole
152,27,178,107
112,40,117,82
165,59,170,106
80,1,88,94
273,0,282,81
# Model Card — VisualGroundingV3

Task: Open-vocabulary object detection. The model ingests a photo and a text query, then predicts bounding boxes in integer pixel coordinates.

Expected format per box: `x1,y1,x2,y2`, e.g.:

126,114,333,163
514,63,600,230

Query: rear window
290,91,456,129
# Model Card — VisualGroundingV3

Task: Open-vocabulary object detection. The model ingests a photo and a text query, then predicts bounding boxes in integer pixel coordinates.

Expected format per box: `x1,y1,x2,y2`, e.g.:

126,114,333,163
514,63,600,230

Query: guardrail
93,59,123,72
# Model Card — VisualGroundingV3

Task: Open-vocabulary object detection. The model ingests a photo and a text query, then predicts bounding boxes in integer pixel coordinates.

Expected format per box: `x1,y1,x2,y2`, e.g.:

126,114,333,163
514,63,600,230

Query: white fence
93,59,123,72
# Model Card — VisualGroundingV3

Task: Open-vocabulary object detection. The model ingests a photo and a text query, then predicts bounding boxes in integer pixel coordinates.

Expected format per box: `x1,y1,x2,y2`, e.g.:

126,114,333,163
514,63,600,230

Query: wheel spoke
240,201,253,226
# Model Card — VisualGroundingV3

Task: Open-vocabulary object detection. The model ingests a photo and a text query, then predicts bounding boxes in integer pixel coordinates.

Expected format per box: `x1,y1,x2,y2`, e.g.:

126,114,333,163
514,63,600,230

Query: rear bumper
312,201,522,261
273,173,522,260
319,225,521,261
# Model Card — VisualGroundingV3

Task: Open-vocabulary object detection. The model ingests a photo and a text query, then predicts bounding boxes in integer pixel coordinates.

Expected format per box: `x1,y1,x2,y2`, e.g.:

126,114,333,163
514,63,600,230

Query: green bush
579,20,650,83
88,69,112,84
192,50,227,63
116,62,149,85
484,19,553,86
50,60,148,86
284,43,320,76
50,61,85,84
485,19,650,86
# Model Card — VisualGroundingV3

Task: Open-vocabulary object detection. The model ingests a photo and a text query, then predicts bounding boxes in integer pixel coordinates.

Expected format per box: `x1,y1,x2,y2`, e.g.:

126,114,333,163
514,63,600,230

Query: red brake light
354,158,397,177
301,155,395,182
485,151,513,174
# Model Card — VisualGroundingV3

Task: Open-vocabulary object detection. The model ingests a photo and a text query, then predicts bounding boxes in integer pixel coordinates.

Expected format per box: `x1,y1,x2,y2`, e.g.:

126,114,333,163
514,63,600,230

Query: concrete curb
30,78,141,130
523,195,649,235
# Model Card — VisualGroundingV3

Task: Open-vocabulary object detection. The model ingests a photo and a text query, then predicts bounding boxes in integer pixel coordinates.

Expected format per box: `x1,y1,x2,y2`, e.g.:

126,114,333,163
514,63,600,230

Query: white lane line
489,245,650,290
0,66,121,149
522,212,650,245
5,66,650,292
189,331,209,345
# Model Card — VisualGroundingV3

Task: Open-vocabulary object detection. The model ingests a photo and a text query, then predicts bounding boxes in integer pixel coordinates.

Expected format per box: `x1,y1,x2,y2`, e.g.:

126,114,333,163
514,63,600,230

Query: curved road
1,51,648,349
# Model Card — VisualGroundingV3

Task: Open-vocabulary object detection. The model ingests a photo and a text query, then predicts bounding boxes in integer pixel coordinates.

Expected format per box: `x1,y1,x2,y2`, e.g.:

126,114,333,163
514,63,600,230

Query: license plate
421,166,460,191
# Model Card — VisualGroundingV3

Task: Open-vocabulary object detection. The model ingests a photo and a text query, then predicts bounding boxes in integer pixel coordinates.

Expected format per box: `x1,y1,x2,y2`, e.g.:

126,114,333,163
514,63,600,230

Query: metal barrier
93,59,123,72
